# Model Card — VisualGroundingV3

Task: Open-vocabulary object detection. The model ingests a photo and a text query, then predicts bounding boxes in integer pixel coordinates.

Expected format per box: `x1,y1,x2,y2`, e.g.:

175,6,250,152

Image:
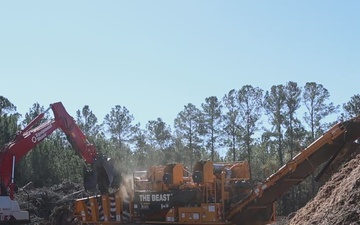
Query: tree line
1,81,359,216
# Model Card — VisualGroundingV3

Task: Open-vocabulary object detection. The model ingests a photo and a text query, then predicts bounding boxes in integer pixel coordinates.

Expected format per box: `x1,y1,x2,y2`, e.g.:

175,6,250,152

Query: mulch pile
290,153,360,225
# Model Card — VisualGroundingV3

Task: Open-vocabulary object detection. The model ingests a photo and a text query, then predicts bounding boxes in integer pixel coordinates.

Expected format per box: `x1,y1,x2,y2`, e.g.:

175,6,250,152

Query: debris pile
17,181,83,225
290,153,360,225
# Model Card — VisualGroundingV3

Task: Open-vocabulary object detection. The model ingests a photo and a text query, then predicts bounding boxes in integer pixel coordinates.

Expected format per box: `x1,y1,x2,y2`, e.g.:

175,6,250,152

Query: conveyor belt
227,116,360,223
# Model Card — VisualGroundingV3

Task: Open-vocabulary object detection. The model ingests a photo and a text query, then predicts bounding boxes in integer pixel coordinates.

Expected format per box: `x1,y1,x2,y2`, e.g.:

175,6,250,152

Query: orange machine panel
201,203,221,222
178,207,202,223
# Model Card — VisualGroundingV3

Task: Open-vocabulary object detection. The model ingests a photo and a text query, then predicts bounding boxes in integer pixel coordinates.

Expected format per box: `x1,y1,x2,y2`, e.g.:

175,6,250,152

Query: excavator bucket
83,154,122,194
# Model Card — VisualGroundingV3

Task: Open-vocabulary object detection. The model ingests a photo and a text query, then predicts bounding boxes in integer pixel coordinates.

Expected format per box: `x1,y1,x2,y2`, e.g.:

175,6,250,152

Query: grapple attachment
83,154,122,194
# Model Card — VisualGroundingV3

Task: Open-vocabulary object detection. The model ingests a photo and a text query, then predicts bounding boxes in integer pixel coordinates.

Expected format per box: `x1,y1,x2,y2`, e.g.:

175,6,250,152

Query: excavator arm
50,102,97,163
0,102,120,200
49,102,120,194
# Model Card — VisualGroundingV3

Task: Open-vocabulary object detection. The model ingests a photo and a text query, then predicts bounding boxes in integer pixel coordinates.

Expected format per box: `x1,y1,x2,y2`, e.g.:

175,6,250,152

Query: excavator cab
83,153,122,194
0,177,30,224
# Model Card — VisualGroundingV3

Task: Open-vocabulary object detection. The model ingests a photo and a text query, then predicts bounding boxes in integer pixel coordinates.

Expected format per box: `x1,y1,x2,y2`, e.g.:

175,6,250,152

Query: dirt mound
17,181,84,225
290,154,360,225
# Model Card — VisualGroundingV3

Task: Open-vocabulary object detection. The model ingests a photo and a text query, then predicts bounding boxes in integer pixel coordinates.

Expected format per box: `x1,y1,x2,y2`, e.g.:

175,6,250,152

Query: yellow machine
74,115,360,225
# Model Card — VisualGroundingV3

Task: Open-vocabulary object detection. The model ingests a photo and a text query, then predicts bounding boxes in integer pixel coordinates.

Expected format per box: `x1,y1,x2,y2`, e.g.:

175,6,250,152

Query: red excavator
0,102,120,224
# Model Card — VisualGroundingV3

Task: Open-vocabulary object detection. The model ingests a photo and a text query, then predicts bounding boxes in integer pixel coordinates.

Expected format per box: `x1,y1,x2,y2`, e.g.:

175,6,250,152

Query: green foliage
174,103,204,168
343,94,360,119
103,105,138,148
76,105,102,138
264,84,287,166
222,89,243,161
303,82,339,140
201,96,222,161
145,118,173,165
284,81,303,159
0,96,20,146
236,85,263,177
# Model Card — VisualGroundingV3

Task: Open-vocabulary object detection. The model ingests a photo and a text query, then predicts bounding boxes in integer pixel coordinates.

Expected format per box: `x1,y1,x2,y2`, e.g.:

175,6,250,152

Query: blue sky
1,1,359,128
